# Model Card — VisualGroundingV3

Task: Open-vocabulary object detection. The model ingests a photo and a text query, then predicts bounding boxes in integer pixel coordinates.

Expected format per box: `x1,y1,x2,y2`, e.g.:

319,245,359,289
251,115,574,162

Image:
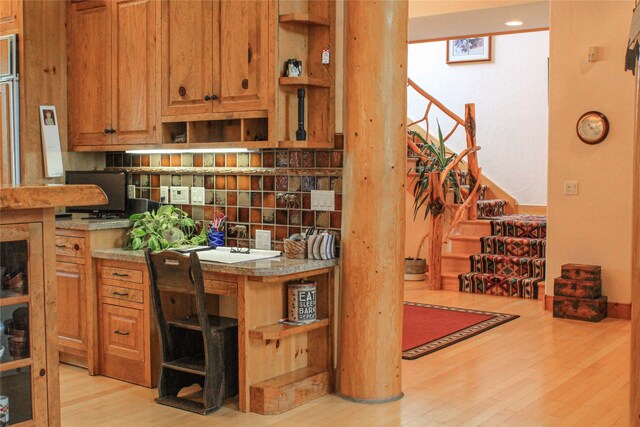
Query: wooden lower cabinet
55,226,128,374
96,259,159,387
56,262,87,354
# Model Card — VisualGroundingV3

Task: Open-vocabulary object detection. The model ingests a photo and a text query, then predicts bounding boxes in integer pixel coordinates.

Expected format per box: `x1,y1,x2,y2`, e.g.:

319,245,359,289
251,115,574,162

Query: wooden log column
337,1,408,402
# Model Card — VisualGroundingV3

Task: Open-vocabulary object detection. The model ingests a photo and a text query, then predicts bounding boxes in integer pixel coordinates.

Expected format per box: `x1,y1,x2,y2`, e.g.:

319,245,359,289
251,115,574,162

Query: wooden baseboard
544,295,631,320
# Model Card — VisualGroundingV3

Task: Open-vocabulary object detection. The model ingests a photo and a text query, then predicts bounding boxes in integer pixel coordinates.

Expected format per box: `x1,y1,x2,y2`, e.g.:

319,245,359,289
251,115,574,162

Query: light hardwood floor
60,281,630,426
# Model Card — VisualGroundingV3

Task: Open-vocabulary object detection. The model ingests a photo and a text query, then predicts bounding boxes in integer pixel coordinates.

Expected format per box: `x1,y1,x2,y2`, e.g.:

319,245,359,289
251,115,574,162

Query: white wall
408,31,549,206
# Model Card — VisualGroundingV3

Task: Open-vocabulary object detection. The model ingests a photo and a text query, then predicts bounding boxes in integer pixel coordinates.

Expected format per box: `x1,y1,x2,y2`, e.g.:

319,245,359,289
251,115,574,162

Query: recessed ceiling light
505,20,523,26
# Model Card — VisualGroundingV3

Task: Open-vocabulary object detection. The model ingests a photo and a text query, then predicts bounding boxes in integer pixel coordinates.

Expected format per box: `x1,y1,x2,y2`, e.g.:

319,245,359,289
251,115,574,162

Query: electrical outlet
255,230,272,250
160,186,169,204
170,186,190,204
127,185,136,199
191,187,205,206
311,190,335,211
564,181,578,195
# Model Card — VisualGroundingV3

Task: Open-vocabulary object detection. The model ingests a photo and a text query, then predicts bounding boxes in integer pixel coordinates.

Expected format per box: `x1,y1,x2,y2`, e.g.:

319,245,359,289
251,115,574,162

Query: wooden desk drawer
101,304,144,363
101,265,143,284
55,235,85,258
204,278,238,297
101,284,143,304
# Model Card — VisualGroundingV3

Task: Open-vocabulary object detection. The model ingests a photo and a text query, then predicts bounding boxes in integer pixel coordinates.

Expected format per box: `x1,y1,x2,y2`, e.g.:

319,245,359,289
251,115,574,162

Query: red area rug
402,302,519,360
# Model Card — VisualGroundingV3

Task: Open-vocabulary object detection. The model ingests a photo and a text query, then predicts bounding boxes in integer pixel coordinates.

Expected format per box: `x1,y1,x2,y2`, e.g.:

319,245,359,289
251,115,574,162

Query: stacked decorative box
553,264,607,322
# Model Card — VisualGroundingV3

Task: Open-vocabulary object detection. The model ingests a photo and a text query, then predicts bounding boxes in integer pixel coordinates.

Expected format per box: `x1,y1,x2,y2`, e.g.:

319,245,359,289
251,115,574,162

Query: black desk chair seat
145,249,239,415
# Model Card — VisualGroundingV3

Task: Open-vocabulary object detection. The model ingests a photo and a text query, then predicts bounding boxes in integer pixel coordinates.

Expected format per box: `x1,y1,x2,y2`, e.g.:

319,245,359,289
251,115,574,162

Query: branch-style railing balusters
407,78,481,219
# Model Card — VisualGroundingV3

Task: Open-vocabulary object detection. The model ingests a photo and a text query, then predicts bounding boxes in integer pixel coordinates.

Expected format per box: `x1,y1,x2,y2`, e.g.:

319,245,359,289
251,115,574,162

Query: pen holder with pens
207,230,225,248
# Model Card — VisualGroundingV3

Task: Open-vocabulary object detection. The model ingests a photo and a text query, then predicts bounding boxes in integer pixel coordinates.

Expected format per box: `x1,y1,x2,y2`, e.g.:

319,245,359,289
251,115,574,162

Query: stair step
449,235,481,253
477,199,507,218
441,272,461,291
459,272,542,299
456,219,492,235
442,253,471,271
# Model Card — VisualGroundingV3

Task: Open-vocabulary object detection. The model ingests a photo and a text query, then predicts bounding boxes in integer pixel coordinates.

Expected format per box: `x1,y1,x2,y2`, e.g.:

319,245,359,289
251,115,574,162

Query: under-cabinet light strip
125,148,257,154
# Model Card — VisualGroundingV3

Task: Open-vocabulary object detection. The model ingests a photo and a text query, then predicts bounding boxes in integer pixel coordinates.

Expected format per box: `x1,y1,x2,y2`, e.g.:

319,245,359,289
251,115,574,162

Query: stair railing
406,78,481,219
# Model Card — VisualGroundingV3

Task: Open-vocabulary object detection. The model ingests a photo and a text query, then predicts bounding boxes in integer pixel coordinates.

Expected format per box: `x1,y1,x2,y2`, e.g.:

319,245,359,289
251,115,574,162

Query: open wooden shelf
0,357,32,373
279,13,330,26
0,293,29,307
279,77,330,88
249,318,329,341
249,366,330,415
278,140,332,149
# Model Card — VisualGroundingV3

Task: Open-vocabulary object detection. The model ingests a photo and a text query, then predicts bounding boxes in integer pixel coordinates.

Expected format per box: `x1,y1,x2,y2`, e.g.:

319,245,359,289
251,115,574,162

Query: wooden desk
92,249,338,414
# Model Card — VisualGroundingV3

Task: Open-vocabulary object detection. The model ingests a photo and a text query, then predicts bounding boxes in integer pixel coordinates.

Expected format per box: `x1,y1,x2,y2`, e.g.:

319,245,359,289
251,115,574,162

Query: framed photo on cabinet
447,36,492,64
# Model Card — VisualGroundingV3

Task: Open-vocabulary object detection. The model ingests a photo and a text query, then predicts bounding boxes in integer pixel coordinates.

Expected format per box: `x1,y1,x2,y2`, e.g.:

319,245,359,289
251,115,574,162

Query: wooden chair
145,249,238,415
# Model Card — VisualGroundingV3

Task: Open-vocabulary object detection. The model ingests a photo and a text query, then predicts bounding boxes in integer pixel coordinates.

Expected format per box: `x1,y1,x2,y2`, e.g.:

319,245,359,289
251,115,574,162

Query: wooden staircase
442,219,490,291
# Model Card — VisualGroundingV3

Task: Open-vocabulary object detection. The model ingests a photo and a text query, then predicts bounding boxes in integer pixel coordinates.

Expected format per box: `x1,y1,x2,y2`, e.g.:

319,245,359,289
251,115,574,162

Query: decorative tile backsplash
105,148,344,251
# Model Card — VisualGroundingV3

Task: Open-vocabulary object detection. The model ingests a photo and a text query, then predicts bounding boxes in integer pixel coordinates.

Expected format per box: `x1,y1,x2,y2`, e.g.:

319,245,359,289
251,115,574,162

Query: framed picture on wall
446,36,492,64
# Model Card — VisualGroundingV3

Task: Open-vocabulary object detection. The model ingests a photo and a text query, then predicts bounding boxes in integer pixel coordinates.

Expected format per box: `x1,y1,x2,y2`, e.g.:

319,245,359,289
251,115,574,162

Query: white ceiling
409,1,549,42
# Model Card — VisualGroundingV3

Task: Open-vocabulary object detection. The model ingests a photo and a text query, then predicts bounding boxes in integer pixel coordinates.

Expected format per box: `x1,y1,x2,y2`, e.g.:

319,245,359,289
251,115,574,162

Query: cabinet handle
114,330,130,336
178,86,186,97
104,128,116,134
55,244,66,248
39,369,46,377
241,79,249,90
112,291,129,297
112,272,129,277
74,244,80,251
204,94,218,101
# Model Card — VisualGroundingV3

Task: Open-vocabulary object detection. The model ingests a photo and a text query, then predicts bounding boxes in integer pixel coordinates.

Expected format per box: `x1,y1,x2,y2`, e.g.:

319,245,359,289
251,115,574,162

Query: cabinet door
216,0,269,112
0,223,49,426
56,261,87,351
68,1,112,147
111,0,157,145
0,0,20,35
101,304,144,362
160,0,213,116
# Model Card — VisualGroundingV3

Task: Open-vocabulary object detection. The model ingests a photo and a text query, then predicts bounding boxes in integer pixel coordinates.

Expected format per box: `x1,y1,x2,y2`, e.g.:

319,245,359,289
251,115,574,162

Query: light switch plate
160,186,169,204
127,185,136,199
170,186,190,204
191,187,205,206
255,230,271,250
311,190,335,211
564,181,578,195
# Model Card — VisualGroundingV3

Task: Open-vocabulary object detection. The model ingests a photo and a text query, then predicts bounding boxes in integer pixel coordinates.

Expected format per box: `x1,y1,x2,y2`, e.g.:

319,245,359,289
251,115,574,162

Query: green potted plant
405,123,480,289
126,205,207,251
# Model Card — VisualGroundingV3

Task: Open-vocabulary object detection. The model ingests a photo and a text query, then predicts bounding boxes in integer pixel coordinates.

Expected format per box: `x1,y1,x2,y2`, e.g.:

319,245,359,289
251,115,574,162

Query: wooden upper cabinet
0,0,21,35
217,0,269,112
161,0,213,116
161,0,270,117
111,0,156,144
68,1,112,147
68,0,157,148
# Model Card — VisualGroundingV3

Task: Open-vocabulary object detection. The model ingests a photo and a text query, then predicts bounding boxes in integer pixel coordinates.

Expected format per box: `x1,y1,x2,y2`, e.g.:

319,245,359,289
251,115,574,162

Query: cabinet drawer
101,304,144,363
101,265,143,284
101,284,144,305
55,235,86,258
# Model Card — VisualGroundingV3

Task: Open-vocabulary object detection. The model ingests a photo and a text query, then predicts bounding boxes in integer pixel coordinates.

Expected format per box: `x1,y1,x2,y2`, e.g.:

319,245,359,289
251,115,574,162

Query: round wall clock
576,111,609,145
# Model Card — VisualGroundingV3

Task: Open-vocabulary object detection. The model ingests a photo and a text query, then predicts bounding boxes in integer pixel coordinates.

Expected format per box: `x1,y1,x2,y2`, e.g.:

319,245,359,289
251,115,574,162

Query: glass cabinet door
0,223,47,426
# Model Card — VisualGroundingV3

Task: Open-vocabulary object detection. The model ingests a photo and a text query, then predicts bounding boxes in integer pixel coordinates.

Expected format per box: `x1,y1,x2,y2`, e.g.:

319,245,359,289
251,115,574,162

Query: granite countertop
92,248,338,277
56,217,132,231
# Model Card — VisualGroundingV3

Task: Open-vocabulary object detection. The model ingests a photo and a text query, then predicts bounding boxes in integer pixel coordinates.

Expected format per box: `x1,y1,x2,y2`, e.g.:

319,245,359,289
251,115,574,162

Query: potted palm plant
405,124,481,288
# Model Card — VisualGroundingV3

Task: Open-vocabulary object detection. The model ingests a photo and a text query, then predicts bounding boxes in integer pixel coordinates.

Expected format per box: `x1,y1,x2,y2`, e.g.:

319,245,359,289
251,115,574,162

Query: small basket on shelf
283,238,306,259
